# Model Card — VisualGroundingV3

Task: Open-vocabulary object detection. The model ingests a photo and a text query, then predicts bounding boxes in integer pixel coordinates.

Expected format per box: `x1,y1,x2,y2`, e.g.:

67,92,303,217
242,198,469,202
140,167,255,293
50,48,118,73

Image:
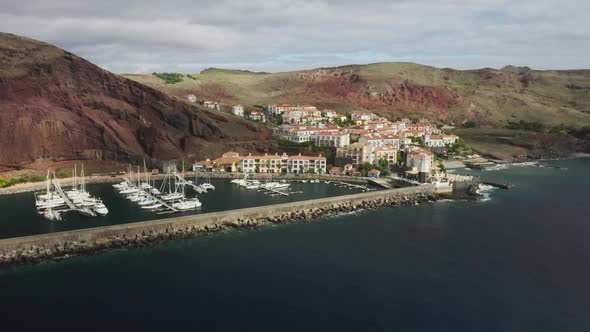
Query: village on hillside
188,98,476,184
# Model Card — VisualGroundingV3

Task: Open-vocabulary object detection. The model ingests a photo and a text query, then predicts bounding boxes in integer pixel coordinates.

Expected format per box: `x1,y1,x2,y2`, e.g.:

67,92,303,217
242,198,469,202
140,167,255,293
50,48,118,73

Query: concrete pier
0,185,451,266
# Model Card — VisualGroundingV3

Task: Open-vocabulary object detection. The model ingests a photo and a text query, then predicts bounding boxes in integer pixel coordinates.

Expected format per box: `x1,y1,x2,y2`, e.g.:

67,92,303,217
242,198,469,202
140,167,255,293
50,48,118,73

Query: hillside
125,63,590,128
0,33,274,169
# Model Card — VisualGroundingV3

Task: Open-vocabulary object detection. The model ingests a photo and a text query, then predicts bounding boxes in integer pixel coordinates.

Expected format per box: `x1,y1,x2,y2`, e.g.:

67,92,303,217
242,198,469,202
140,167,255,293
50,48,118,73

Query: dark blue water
0,179,370,239
1,159,589,331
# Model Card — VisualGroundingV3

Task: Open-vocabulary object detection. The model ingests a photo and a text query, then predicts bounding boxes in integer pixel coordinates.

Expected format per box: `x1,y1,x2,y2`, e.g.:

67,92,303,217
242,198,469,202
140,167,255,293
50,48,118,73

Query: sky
1,0,589,73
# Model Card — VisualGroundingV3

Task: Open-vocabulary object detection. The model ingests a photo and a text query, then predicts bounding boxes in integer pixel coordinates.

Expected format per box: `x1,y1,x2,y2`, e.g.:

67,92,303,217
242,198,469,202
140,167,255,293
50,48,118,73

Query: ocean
0,158,589,331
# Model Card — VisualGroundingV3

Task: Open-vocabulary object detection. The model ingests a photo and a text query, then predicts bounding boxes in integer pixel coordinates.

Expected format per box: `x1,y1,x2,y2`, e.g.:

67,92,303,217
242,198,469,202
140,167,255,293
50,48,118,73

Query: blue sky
1,0,589,73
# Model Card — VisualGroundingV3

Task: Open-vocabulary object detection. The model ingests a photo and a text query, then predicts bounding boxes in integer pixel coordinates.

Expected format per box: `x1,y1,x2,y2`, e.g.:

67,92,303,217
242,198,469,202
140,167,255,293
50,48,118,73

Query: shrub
152,72,185,84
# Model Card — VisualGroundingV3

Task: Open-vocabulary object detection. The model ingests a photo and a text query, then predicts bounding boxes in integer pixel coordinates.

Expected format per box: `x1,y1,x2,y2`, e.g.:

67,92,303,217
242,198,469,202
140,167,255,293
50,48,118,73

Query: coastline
0,185,451,268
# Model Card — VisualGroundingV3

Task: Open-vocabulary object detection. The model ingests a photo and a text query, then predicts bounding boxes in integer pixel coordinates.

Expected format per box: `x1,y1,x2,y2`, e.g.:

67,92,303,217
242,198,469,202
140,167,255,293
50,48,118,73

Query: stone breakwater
0,185,447,267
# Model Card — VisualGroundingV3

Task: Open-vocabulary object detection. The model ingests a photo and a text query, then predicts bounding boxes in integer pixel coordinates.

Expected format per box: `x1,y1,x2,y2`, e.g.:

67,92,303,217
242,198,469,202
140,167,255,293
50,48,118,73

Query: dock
175,173,204,193
122,177,179,213
145,190,179,214
368,178,394,189
51,180,76,210
334,181,375,191
51,179,96,216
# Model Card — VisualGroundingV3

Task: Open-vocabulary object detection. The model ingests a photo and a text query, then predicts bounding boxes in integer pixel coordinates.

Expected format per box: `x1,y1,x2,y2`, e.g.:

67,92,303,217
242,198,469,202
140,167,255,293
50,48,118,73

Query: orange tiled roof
212,156,242,164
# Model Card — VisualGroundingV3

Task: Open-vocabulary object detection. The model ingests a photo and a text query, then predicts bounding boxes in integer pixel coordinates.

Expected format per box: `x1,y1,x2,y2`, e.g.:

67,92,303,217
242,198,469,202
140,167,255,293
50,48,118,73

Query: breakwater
0,185,449,267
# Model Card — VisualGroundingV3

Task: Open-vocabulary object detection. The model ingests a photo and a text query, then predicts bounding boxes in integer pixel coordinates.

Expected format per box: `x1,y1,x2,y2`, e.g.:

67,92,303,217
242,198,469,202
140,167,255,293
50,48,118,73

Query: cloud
1,0,589,73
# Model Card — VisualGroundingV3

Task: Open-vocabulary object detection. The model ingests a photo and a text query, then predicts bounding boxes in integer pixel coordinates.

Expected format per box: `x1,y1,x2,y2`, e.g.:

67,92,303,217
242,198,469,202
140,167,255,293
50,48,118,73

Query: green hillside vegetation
152,72,185,84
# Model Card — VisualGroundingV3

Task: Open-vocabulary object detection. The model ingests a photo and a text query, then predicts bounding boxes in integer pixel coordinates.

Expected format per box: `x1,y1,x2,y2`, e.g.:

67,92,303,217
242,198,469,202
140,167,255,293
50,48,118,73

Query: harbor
0,184,447,264
0,176,381,240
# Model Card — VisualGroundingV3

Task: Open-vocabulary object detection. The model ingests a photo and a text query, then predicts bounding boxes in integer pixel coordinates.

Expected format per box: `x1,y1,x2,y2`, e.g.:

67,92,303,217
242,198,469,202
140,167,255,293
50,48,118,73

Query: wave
510,161,539,167
476,184,496,202
483,164,508,171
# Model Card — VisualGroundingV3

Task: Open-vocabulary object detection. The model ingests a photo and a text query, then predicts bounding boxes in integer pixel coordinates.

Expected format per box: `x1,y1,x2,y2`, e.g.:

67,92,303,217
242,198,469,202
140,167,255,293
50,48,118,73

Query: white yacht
172,198,202,210
93,201,109,216
138,198,158,206
201,182,215,191
142,203,163,210
119,187,139,195
246,180,262,190
113,181,128,189
43,209,62,221
161,192,184,201
78,207,96,217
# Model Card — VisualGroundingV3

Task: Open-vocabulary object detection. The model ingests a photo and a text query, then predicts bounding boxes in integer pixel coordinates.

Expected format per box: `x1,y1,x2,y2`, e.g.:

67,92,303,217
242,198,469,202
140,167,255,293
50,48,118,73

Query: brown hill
0,33,274,167
126,64,590,128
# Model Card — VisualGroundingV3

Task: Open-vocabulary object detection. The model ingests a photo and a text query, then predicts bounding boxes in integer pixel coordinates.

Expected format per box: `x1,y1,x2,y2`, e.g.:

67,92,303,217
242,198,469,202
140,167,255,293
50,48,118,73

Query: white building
405,146,434,182
186,94,197,103
204,101,221,111
287,153,327,174
336,142,370,167
351,111,378,123
313,131,350,148
249,111,267,123
268,104,317,115
274,125,320,143
442,134,459,145
424,134,445,148
232,105,244,117
373,146,397,165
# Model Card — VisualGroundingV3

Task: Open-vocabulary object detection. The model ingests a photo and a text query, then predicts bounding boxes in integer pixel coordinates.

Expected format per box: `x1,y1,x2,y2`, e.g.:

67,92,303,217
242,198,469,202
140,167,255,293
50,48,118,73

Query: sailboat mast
81,164,85,192
46,169,50,196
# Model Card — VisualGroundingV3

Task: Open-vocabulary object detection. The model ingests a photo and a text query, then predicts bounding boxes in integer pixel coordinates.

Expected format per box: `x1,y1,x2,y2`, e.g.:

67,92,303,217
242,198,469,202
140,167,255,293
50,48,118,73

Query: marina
1,176,379,240
34,166,109,221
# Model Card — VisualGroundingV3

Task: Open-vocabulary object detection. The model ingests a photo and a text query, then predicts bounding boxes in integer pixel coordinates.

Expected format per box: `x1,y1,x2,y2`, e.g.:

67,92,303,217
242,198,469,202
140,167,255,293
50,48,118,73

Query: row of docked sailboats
66,165,109,216
35,173,66,221
231,173,291,191
35,165,109,221
114,165,203,211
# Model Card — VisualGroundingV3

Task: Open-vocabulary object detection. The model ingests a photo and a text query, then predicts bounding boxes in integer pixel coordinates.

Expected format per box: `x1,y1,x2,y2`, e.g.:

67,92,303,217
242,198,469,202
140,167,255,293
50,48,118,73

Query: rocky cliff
0,33,273,166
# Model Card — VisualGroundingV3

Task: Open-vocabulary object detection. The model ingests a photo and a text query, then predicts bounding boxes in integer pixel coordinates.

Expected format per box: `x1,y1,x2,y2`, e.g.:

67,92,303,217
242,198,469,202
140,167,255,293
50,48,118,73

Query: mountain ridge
125,62,590,128
0,32,274,166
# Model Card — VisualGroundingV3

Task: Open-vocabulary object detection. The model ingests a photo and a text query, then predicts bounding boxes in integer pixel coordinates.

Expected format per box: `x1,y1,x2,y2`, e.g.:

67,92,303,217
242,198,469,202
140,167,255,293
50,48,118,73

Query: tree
359,162,374,177
377,158,392,176
178,161,191,171
448,138,472,156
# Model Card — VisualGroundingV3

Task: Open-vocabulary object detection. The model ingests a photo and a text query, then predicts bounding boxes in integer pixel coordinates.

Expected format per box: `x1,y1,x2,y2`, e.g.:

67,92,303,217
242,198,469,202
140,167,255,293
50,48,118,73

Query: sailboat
172,198,202,210
43,208,62,221
160,172,184,201
200,174,215,191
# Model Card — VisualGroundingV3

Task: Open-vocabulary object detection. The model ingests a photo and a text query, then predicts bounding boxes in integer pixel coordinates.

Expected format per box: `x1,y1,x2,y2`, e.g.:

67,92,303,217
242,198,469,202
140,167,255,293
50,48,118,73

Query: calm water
0,179,371,239
1,159,589,331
